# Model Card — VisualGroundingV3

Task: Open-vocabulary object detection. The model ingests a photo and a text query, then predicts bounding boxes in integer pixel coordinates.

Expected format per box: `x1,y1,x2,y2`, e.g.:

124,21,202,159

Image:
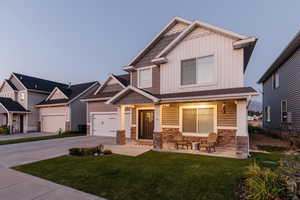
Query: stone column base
65,121,71,132
86,125,90,135
153,132,162,149
236,136,249,159
131,127,136,140
116,130,126,145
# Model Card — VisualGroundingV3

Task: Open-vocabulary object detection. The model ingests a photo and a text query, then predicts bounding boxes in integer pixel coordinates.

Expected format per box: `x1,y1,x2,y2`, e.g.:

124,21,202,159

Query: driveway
0,136,150,200
0,132,57,141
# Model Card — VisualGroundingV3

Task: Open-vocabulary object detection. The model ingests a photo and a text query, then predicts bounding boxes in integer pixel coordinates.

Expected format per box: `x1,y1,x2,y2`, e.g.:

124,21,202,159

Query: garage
91,112,131,137
41,115,66,133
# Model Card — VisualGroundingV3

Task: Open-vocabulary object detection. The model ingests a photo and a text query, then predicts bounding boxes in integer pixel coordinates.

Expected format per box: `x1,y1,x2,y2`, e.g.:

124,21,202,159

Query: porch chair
174,135,192,150
200,132,218,153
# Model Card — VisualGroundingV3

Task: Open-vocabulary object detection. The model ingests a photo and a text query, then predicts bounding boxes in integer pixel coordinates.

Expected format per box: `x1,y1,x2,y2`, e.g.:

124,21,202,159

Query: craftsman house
84,17,258,158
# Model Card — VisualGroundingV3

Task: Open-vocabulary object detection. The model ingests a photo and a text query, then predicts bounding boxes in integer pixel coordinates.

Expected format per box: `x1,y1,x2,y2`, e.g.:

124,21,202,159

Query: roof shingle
0,97,29,112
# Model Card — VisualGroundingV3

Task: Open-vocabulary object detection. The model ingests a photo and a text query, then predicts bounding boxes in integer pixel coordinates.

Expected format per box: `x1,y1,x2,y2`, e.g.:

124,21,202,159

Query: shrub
103,149,112,155
248,125,266,134
0,127,10,135
246,162,287,200
257,145,288,153
69,148,82,156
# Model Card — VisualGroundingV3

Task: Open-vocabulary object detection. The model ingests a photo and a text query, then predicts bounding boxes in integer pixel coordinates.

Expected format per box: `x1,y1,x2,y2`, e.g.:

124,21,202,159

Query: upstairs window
181,55,215,86
272,70,279,89
20,92,25,101
138,68,152,89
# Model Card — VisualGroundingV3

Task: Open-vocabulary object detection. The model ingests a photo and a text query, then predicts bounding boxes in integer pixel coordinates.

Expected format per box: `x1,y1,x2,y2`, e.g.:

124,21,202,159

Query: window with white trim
281,100,287,122
181,55,215,86
138,68,152,88
20,92,25,101
265,106,271,122
272,70,279,89
181,106,215,135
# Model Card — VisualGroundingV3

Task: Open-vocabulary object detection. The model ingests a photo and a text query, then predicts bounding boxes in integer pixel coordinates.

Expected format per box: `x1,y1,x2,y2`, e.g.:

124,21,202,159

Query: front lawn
0,132,85,145
13,151,284,200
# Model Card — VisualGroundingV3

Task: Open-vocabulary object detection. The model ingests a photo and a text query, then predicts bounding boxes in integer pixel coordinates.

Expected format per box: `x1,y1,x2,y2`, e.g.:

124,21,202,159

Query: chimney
68,82,71,88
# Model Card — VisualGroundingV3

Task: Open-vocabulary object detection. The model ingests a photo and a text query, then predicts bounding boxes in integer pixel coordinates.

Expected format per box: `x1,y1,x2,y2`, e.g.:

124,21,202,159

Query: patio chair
173,135,192,150
200,132,218,153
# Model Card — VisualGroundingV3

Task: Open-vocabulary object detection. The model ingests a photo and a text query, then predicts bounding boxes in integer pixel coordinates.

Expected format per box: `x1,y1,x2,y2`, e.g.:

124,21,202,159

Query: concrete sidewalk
0,168,104,200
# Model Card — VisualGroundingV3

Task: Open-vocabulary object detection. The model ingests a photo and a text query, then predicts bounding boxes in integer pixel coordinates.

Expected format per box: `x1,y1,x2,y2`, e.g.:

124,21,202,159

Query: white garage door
91,112,131,137
42,115,66,133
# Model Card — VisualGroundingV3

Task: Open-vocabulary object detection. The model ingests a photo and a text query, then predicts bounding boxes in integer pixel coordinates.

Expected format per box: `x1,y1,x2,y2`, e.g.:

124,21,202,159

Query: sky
0,1,299,102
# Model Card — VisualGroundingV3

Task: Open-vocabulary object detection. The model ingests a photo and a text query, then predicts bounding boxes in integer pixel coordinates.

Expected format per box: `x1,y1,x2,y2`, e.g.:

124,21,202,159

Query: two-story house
83,17,258,158
258,30,300,134
0,72,98,134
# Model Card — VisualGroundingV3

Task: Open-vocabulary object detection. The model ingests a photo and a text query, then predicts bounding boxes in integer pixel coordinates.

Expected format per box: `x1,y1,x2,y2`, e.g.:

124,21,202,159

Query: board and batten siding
263,47,300,130
160,27,244,94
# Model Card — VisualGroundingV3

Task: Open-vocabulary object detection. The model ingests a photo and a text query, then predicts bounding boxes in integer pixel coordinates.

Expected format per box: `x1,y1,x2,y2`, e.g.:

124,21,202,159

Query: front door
138,110,154,140
20,115,24,133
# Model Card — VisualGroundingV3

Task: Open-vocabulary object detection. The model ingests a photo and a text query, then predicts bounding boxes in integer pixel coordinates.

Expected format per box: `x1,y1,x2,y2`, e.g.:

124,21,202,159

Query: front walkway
0,132,57,141
0,168,104,200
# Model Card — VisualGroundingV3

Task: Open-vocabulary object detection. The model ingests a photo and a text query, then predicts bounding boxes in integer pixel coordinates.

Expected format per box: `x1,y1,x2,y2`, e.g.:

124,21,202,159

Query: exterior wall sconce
222,102,226,114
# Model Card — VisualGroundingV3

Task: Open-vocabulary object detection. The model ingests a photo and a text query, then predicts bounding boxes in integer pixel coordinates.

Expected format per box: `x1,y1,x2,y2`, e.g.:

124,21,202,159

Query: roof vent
68,82,71,88
34,84,38,89
20,76,23,80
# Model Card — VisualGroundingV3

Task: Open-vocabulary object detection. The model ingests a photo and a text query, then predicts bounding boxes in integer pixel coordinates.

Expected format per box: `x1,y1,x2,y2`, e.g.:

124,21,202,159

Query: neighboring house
0,73,68,133
258,31,300,132
36,81,99,133
0,72,98,134
84,17,258,158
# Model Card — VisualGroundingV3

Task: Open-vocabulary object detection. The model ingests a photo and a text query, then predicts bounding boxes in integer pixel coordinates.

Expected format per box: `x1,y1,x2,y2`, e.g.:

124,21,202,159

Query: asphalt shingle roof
13,72,68,93
37,81,97,105
0,97,28,112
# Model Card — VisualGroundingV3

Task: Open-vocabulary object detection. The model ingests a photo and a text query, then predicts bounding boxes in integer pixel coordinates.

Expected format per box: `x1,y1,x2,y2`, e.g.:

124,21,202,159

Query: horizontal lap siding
217,101,237,127
161,101,236,127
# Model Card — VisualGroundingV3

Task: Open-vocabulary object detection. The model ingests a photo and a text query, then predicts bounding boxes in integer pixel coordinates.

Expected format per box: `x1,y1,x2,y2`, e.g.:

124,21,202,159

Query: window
138,68,152,88
182,106,215,135
181,55,215,86
265,106,271,122
281,100,287,122
20,92,25,101
272,70,279,89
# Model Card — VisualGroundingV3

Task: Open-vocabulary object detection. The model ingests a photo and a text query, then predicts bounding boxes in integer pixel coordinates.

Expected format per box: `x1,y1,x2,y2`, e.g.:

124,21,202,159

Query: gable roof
258,30,300,83
37,81,98,106
124,17,257,71
0,97,29,112
0,79,18,92
12,72,68,93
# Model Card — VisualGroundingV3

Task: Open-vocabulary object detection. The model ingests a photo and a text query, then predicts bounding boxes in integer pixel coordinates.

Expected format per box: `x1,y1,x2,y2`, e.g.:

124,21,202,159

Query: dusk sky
0,1,299,102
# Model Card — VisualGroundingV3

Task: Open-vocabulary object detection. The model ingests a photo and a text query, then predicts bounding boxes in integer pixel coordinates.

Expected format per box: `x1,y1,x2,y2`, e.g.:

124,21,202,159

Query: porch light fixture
222,102,226,114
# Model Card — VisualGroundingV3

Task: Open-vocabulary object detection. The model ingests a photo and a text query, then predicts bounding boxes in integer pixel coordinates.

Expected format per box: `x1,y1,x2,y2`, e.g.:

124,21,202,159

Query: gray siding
27,92,48,131
263,47,300,130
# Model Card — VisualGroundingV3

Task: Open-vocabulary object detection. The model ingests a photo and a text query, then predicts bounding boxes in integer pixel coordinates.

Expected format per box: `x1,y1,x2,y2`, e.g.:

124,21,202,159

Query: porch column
116,105,126,145
7,112,13,134
153,104,162,149
236,100,249,158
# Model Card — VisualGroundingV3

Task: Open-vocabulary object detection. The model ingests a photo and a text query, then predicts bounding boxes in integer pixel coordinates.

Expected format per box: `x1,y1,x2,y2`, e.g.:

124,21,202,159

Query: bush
248,125,266,134
103,149,112,155
246,162,288,200
0,127,10,135
69,148,82,156
257,145,288,153
69,144,106,156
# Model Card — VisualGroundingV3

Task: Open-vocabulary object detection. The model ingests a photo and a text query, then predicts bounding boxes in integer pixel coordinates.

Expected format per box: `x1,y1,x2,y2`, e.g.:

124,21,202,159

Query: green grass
13,151,284,200
0,132,85,145
257,145,288,153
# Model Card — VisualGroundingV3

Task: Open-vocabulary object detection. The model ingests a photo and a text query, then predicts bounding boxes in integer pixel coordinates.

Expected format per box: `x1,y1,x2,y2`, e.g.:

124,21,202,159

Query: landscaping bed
0,132,85,145
13,151,284,200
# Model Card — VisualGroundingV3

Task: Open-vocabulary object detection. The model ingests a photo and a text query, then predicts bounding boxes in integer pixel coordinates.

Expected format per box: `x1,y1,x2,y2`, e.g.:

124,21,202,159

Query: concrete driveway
0,136,150,200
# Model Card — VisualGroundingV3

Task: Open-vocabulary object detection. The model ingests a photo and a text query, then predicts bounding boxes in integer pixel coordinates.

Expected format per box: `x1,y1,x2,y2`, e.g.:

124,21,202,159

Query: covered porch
0,97,29,134
107,87,253,159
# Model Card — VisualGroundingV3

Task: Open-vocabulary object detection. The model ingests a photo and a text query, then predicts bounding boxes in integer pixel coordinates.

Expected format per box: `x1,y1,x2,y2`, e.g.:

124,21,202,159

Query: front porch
114,100,249,159
0,112,26,134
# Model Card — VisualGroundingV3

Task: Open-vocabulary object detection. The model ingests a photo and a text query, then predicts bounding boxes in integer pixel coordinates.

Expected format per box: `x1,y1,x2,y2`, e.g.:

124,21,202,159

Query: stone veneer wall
156,128,248,157
86,124,90,135
131,127,136,140
116,130,126,145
